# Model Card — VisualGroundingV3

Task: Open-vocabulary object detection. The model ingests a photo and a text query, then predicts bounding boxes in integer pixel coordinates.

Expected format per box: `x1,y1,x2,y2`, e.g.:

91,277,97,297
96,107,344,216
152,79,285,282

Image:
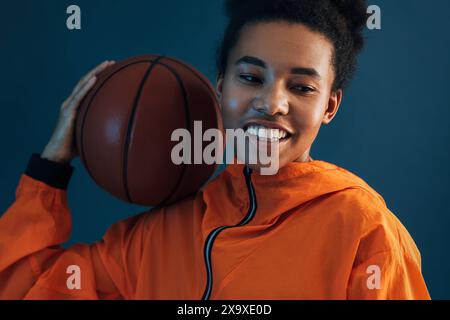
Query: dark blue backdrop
1,0,449,299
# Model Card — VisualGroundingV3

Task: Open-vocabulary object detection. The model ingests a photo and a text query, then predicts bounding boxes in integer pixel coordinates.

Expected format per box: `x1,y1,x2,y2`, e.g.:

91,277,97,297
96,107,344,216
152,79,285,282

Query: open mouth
243,124,292,143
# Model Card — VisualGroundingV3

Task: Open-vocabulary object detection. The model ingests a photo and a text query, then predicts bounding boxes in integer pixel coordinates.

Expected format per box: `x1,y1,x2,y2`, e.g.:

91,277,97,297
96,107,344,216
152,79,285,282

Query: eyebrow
234,55,322,80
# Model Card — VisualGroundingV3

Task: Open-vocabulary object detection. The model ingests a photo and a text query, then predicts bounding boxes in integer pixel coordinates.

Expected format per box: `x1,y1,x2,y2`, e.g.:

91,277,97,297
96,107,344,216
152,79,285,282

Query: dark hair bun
226,0,368,31
329,0,367,32
329,0,367,50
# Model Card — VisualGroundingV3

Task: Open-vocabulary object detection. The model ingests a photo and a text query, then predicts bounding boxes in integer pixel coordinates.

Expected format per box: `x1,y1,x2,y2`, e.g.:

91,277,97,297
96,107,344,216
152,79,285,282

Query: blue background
1,0,449,299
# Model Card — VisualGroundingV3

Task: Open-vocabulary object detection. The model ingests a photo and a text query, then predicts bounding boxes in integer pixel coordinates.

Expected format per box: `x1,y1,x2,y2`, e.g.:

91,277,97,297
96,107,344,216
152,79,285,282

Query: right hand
41,60,116,164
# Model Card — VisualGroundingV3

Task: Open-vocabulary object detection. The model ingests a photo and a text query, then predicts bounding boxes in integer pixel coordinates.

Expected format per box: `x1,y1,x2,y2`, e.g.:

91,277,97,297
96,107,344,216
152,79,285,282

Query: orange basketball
75,55,223,207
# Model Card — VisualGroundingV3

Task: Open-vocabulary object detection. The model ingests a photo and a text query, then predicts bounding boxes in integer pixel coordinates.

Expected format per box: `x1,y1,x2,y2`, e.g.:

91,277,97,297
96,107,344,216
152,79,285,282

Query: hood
202,159,384,226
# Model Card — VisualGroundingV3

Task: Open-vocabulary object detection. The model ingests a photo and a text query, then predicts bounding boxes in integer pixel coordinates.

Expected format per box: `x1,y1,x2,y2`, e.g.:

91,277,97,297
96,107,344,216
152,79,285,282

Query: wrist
25,153,75,190
41,147,72,165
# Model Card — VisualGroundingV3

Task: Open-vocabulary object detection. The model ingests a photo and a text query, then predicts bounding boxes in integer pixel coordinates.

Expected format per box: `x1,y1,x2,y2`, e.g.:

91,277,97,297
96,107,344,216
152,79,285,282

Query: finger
83,60,115,81
71,60,110,95
67,76,97,110
71,60,114,95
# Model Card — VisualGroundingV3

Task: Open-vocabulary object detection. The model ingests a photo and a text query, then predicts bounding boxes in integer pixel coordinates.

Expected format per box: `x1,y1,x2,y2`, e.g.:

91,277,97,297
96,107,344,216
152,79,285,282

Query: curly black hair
216,0,369,91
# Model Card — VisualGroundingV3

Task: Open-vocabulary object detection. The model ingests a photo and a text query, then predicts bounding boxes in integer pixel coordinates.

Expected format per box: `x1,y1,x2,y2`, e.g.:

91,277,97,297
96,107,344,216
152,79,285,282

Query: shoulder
321,164,422,263
316,162,388,221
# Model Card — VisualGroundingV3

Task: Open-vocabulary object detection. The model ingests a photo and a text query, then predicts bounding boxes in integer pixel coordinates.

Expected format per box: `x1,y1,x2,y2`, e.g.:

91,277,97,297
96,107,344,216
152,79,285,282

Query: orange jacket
0,154,430,299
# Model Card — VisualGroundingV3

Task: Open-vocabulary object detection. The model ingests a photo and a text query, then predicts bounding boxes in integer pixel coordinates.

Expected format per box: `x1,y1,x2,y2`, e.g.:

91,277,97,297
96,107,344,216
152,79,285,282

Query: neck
294,148,313,163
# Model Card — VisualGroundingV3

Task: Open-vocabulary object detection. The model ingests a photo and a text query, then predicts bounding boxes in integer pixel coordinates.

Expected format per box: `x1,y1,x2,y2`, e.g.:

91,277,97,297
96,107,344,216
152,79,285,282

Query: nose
252,82,289,116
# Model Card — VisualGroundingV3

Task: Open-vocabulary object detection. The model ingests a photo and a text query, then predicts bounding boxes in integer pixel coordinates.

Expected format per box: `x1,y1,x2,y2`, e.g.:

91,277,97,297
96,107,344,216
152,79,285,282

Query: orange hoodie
0,154,430,299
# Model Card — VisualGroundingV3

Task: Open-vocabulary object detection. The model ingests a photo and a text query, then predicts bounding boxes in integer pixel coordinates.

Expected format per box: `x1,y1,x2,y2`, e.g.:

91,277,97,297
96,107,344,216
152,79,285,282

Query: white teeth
259,128,266,138
247,126,258,136
245,125,289,141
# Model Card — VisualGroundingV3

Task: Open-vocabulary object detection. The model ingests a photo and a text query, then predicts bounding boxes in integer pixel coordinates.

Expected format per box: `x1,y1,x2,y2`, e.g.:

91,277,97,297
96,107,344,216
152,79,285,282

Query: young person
0,0,430,299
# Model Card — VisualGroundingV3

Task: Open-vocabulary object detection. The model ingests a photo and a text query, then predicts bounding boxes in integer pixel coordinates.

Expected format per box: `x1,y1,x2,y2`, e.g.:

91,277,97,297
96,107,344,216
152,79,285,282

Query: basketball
75,55,223,207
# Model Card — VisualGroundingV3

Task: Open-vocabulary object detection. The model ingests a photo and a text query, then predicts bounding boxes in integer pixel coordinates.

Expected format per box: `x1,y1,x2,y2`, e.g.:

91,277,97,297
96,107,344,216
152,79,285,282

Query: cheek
292,104,325,133
310,106,327,127
224,97,240,111
221,82,250,128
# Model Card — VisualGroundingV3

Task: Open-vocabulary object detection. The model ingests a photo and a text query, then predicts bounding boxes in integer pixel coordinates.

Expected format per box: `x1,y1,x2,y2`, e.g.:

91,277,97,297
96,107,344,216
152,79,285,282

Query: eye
238,74,263,85
292,85,315,94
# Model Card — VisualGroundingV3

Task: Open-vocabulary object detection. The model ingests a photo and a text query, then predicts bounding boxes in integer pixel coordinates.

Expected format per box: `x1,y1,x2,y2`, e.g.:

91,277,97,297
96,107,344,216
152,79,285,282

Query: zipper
201,165,257,300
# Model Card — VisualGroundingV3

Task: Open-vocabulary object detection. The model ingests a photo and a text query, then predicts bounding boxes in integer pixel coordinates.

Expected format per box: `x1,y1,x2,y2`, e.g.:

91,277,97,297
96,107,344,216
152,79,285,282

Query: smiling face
216,21,343,171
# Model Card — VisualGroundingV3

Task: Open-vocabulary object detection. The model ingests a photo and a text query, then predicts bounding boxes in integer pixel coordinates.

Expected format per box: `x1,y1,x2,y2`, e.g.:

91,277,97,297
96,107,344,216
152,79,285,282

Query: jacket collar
202,159,379,227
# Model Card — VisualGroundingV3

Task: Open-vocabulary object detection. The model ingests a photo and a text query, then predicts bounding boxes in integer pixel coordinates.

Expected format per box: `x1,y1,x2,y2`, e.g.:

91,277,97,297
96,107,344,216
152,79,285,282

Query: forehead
229,21,334,76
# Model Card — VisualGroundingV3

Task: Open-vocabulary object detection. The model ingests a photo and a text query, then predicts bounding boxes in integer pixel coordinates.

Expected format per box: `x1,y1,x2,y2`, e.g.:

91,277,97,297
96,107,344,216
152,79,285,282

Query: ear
215,74,224,102
322,89,343,125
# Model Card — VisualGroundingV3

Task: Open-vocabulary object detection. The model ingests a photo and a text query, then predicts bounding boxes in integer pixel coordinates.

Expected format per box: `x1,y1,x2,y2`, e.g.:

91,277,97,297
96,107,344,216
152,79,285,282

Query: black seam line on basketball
122,56,165,203
80,59,162,188
201,166,256,300
160,56,222,175
161,56,217,96
161,56,219,125
150,61,191,207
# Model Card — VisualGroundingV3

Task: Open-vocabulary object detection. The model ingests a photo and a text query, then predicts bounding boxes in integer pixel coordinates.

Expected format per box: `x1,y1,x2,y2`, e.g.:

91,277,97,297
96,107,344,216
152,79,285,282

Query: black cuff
24,153,75,190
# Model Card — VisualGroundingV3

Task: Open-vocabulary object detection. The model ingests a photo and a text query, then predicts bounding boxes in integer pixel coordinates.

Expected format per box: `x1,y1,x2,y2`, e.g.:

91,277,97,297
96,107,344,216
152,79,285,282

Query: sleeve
346,215,431,300
0,154,146,299
346,250,430,300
